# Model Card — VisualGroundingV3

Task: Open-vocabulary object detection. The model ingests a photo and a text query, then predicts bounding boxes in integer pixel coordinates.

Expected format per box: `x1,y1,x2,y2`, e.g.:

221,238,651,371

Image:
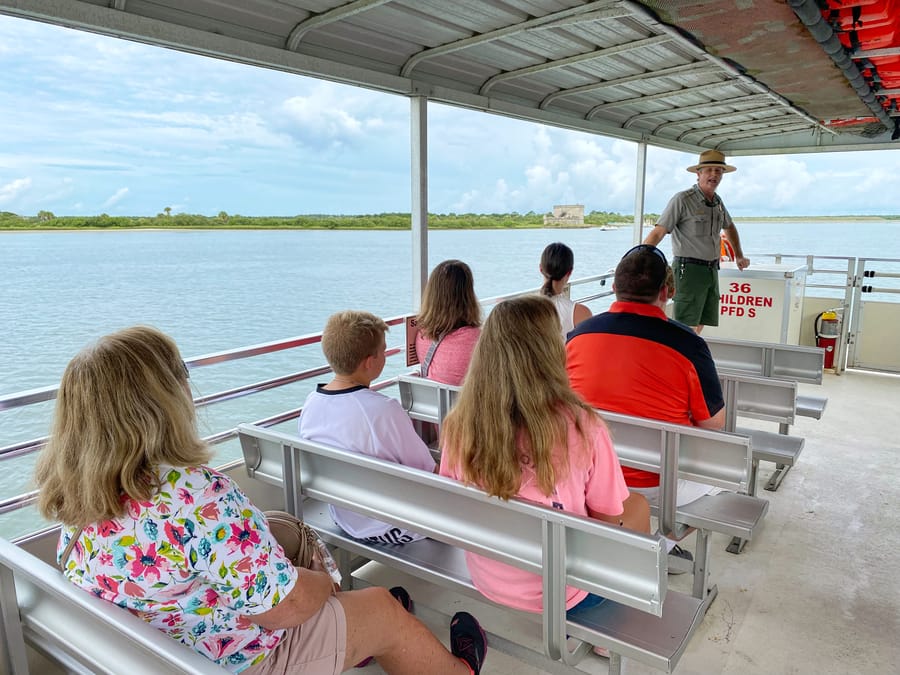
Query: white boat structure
1,1,900,674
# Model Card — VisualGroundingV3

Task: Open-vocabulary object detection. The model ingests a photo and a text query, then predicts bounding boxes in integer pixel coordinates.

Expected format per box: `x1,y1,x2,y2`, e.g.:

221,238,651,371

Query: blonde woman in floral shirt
35,326,486,675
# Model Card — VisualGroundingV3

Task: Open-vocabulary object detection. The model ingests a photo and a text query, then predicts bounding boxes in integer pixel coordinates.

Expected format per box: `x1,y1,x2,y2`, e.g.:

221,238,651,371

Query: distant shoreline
734,215,896,222
0,214,896,232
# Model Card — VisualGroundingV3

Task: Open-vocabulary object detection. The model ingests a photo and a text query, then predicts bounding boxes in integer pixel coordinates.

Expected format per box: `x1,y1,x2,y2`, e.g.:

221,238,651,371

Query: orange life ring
720,233,735,262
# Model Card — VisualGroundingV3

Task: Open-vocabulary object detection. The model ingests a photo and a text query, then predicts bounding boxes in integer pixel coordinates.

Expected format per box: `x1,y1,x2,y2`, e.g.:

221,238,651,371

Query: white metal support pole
633,141,647,245
410,95,429,310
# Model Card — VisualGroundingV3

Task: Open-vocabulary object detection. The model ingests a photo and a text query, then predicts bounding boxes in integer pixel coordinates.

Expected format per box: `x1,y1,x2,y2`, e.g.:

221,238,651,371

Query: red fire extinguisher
814,310,841,369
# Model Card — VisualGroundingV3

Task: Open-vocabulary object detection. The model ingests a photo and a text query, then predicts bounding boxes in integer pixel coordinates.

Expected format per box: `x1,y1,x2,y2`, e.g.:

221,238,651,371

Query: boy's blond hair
322,310,389,375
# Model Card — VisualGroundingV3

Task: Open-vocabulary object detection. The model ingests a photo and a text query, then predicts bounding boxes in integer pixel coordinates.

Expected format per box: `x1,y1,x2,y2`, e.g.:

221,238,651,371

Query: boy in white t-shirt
298,310,435,544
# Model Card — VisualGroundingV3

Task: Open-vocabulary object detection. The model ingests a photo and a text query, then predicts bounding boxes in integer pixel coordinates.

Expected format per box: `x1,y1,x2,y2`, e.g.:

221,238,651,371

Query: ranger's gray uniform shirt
657,184,735,261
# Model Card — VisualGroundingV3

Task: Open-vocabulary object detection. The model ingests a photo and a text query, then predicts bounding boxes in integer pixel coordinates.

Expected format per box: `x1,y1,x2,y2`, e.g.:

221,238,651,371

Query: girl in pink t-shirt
439,296,649,614
415,260,481,385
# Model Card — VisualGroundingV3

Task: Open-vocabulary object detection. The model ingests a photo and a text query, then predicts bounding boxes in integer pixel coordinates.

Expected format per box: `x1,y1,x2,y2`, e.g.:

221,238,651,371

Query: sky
1,15,900,218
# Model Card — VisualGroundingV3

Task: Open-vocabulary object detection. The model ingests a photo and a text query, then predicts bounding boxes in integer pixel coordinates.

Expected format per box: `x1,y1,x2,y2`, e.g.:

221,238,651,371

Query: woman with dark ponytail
540,242,591,338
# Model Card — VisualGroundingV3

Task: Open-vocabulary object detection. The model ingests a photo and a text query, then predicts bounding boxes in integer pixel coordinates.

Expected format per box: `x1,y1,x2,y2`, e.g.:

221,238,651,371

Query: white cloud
0,177,31,204
275,82,405,151
102,187,130,209
3,15,900,217
282,96,362,137
446,125,641,214
69,108,290,153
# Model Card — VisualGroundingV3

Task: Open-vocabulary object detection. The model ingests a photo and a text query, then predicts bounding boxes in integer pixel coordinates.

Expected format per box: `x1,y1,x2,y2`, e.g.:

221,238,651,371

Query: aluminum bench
403,371,806,493
398,373,460,429
706,336,828,426
716,372,807,552
399,373,771,566
598,410,768,594
0,536,225,675
720,372,806,494
238,424,707,675
705,336,825,385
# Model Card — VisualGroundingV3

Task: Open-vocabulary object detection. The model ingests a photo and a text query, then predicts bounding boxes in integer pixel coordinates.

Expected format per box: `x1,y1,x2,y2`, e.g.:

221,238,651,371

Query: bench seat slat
671,492,769,539
567,591,704,672
738,427,805,466
796,394,828,419
305,502,478,593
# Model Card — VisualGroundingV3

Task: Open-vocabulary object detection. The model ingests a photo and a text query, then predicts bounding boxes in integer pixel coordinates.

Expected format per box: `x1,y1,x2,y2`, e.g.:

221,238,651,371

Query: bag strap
420,333,447,377
58,526,85,572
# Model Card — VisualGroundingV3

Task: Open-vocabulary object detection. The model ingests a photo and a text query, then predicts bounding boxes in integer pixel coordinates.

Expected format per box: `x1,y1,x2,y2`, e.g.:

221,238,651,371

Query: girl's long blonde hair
35,326,211,526
441,296,595,500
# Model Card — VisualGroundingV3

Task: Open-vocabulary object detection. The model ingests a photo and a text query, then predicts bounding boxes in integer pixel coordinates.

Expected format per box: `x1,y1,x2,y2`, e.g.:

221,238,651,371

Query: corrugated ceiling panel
139,0,305,38
302,23,419,71
353,4,476,47
399,0,530,32
3,0,893,151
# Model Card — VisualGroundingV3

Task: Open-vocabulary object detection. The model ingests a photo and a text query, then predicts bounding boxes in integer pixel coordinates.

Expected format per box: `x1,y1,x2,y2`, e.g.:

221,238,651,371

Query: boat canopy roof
3,0,899,155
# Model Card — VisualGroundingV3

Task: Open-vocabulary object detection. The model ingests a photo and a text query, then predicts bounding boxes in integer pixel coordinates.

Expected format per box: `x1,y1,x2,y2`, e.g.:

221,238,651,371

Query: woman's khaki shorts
244,596,346,675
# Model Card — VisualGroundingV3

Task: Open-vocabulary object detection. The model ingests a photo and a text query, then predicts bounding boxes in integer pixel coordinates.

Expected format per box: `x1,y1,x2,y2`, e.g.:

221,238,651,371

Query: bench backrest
0,537,224,674
237,424,668,620
595,410,752,537
705,336,824,384
397,373,460,427
718,372,797,431
393,374,753,531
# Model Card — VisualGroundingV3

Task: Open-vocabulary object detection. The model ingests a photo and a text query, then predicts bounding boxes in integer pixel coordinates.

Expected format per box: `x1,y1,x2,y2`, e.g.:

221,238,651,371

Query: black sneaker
389,585,413,612
668,544,694,575
450,611,487,675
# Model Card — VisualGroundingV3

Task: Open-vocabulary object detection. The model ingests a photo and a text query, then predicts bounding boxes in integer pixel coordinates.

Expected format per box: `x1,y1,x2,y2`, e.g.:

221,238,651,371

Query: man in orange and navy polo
566,244,725,566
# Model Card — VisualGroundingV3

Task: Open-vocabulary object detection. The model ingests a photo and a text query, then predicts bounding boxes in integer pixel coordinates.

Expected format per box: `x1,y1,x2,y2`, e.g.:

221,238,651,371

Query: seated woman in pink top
414,260,481,385
439,296,649,617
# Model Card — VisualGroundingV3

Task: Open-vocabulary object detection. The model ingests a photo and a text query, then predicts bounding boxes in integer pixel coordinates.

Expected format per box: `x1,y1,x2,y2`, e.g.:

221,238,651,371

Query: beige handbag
264,510,320,568
265,510,342,590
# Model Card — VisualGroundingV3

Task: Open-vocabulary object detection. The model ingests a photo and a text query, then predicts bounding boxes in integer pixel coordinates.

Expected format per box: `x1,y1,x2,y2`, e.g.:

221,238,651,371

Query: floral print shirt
58,465,298,673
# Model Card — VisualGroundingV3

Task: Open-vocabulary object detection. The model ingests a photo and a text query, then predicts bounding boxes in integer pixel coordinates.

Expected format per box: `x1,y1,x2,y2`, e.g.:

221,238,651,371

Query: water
1,222,898,537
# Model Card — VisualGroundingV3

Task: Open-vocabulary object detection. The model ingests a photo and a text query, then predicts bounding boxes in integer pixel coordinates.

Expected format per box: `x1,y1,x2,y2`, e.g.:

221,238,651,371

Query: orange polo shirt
565,301,724,487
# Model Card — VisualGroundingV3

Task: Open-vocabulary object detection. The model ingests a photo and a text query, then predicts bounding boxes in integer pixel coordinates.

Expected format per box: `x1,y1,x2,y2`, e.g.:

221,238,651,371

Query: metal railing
0,271,614,517
755,253,900,372
7,254,894,518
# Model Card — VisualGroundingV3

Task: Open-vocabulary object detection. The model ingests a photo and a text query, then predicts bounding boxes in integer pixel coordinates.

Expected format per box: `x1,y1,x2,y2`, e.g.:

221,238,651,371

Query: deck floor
356,368,900,674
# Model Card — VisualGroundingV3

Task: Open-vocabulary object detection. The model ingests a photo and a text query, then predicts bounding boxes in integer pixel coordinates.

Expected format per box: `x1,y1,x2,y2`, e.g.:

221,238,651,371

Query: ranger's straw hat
687,149,736,173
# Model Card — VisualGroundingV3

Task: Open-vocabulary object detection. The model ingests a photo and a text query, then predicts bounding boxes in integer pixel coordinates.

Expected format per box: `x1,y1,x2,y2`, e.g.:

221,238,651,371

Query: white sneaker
667,544,693,575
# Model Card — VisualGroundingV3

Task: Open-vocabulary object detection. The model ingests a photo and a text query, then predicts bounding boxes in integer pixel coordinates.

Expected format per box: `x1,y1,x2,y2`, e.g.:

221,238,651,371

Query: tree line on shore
0,210,650,230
